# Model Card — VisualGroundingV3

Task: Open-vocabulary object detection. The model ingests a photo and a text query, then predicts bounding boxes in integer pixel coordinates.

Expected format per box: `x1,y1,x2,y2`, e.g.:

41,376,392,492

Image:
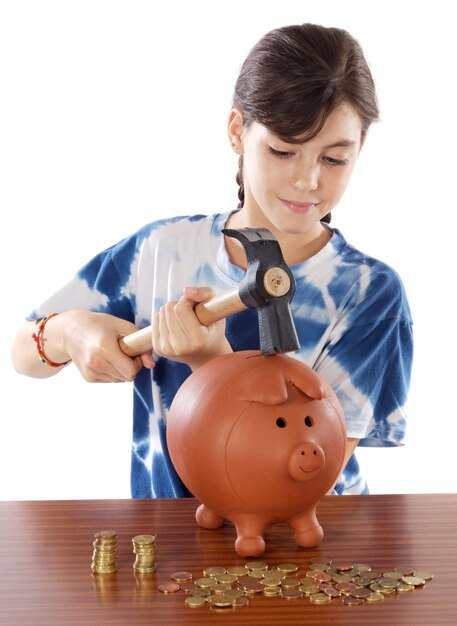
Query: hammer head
223,227,300,355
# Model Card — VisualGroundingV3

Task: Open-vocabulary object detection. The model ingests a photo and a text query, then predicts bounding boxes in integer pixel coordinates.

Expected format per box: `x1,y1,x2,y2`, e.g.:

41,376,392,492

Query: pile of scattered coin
158,557,434,609
91,530,118,574
132,534,157,573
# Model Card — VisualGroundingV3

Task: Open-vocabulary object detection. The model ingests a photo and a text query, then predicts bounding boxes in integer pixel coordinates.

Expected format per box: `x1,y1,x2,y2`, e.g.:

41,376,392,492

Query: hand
63,310,154,382
152,286,233,370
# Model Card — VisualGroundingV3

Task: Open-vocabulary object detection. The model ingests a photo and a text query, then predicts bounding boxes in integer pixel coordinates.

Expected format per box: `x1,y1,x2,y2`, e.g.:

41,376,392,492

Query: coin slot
276,417,287,428
304,416,313,427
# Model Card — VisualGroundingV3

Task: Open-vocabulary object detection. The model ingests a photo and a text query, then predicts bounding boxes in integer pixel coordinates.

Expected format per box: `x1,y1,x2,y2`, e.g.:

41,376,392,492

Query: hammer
118,227,300,357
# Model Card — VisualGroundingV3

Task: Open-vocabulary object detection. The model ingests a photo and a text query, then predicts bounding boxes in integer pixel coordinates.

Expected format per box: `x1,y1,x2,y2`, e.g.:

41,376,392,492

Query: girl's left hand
151,286,233,370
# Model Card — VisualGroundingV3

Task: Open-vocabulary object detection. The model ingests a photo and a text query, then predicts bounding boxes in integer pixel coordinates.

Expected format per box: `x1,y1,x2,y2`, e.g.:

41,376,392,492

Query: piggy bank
167,350,347,557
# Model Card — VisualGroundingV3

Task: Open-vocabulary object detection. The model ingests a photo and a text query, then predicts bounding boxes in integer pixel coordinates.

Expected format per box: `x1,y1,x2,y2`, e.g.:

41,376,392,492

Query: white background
0,0,455,500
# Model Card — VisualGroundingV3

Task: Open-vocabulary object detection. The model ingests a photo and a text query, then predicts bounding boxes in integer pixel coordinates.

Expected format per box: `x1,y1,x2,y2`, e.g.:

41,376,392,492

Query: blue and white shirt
31,211,413,496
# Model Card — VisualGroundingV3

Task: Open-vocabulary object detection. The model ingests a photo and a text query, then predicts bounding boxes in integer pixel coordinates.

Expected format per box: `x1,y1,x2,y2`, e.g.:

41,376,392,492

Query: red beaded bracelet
32,313,72,368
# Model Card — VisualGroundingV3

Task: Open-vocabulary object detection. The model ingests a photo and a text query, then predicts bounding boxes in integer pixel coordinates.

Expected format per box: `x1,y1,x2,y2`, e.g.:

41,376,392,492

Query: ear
288,367,325,401
228,108,244,155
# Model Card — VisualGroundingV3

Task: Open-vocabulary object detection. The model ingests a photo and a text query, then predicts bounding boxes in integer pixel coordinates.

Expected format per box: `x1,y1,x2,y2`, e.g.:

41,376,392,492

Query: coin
216,573,238,584
323,586,341,598
185,596,207,608
275,563,299,573
226,566,248,576
310,592,331,604
350,587,372,599
414,570,434,581
211,583,232,594
366,592,384,602
132,534,156,545
281,578,301,588
194,577,214,588
263,586,281,596
232,596,249,607
396,582,414,592
310,556,332,564
157,582,180,593
394,565,415,576
281,588,304,600
246,560,268,571
203,566,227,577
207,594,233,607
402,576,426,586
170,571,193,583
342,595,365,605
383,571,403,580
190,588,210,597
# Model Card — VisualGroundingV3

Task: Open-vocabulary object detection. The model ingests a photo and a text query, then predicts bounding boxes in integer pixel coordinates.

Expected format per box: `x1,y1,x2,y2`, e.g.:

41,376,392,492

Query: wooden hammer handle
118,287,246,357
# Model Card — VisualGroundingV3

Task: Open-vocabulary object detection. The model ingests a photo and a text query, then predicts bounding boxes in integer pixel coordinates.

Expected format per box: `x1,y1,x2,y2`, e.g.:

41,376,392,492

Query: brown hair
232,23,379,221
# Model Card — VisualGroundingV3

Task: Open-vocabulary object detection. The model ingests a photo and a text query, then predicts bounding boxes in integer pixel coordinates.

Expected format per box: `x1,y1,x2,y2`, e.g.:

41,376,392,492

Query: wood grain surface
0,494,456,625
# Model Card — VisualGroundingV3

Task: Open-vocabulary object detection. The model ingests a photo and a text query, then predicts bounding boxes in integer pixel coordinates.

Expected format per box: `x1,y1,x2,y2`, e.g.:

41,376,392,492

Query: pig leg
289,508,324,548
232,516,267,558
195,503,225,529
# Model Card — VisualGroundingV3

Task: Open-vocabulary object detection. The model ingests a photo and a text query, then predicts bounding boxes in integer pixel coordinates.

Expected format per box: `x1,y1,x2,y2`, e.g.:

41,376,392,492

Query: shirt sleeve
315,265,413,447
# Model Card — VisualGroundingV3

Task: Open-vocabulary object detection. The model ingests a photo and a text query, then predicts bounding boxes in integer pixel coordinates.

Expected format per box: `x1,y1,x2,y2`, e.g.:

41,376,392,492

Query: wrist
32,313,72,367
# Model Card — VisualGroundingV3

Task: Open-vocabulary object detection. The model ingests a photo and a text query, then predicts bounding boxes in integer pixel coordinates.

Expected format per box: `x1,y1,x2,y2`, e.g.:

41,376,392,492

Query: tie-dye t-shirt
31,211,413,496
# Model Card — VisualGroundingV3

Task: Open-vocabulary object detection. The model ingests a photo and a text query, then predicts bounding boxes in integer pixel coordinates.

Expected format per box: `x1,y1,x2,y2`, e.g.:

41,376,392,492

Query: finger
183,285,215,304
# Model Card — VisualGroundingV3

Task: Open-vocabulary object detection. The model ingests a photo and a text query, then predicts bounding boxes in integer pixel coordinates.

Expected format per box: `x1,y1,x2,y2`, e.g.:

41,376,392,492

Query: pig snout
288,442,325,482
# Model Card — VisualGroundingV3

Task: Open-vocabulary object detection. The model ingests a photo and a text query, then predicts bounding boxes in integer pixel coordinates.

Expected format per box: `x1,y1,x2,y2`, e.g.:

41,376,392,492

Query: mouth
280,198,320,214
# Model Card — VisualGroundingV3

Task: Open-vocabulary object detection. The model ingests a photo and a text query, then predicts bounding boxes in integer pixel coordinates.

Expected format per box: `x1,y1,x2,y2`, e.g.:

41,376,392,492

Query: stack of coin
91,530,117,574
132,534,157,573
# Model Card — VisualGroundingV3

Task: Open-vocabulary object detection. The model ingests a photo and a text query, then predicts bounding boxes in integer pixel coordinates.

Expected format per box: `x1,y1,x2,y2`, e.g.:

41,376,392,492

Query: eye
268,146,293,159
304,416,313,427
276,417,287,428
323,156,348,166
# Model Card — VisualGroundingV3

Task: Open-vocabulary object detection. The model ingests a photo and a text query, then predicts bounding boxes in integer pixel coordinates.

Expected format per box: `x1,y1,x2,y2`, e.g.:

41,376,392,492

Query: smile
280,199,319,214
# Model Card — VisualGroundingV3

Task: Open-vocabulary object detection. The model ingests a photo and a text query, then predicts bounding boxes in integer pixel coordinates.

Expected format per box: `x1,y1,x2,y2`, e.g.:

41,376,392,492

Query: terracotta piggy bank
167,350,347,557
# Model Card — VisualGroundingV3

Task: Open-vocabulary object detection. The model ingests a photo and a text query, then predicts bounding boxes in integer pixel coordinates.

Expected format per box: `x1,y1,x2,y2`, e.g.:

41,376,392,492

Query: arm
11,310,154,382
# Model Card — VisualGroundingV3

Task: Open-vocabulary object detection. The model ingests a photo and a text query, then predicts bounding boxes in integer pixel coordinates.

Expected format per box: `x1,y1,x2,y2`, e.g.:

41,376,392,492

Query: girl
11,23,413,497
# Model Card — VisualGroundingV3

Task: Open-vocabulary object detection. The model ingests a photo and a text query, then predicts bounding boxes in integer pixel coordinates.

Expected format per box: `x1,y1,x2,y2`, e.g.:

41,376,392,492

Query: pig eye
304,416,313,427
276,417,287,428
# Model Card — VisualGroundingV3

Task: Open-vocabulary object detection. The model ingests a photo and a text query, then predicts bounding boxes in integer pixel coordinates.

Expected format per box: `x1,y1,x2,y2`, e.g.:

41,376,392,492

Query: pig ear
285,362,325,401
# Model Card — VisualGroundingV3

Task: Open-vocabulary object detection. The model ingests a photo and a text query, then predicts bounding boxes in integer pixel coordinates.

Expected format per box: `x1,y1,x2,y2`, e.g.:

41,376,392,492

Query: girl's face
229,103,363,240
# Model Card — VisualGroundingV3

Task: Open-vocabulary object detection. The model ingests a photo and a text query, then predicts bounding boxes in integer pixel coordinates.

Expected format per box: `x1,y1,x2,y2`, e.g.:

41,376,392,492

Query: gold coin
180,582,196,593
383,571,403,580
194,577,215,588
342,595,364,605
261,578,283,587
94,530,117,541
248,570,265,579
225,589,243,598
232,596,249,607
352,563,371,572
310,556,332,565
378,578,399,589
190,588,210,597
216,573,238,584
366,592,384,602
226,566,248,576
394,566,415,576
299,584,320,596
402,576,426,586
413,570,434,581
203,566,227,577
309,563,329,572
396,582,414,592
275,563,299,573
309,592,331,604
263,586,281,596
185,596,207,608
246,560,269,571
132,534,156,545
211,583,231,594
281,578,300,588
207,594,233,607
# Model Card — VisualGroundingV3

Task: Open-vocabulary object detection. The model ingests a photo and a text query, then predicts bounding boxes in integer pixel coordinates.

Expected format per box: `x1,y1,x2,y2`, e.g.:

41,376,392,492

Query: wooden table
0,494,456,625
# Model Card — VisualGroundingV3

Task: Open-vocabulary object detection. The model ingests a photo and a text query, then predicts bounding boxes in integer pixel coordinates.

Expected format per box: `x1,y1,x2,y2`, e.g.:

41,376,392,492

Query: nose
292,163,319,192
